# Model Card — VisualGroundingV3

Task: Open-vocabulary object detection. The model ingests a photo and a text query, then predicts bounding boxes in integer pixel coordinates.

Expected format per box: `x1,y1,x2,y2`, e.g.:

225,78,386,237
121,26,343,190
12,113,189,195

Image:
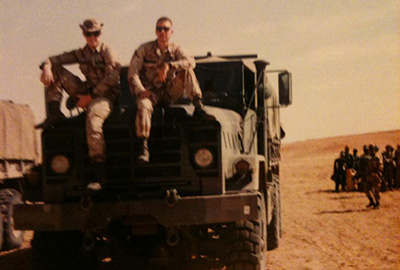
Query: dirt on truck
0,100,39,251
13,54,292,270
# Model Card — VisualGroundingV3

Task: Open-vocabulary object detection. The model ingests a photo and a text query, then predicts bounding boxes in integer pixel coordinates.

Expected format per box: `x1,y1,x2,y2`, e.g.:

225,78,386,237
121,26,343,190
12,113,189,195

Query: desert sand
267,129,400,270
1,130,399,270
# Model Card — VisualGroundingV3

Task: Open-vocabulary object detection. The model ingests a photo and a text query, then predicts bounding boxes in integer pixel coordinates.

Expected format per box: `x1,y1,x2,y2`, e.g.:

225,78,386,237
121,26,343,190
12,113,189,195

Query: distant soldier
344,145,354,168
346,167,357,191
345,148,359,191
394,145,400,189
332,151,347,192
357,145,371,192
365,144,383,209
352,148,360,172
382,145,395,191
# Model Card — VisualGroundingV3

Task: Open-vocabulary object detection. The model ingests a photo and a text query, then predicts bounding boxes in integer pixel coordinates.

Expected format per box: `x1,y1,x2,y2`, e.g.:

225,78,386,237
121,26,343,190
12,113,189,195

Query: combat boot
35,101,66,129
373,200,380,209
87,162,105,192
366,198,375,208
192,97,216,121
137,138,150,163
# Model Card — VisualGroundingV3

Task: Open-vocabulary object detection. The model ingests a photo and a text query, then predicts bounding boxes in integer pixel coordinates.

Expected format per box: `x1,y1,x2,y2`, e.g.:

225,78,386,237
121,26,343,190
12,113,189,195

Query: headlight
50,155,70,174
194,148,213,168
235,159,251,174
26,166,41,186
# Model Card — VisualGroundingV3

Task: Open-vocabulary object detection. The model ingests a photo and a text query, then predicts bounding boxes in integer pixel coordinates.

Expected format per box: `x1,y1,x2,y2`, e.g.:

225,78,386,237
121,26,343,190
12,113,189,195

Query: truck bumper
14,193,260,231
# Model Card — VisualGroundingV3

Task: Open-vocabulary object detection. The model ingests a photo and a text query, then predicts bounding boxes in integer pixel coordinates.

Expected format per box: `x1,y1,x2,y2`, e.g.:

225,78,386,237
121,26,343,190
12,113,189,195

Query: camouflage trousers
44,64,113,162
86,98,113,162
136,69,202,138
364,173,382,203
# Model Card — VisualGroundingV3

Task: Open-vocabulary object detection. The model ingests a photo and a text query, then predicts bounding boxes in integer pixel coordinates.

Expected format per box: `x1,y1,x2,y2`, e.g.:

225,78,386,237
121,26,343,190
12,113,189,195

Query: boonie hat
80,18,104,32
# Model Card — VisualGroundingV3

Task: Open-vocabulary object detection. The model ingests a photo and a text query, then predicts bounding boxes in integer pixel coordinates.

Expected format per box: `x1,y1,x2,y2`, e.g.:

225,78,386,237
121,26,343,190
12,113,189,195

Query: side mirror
278,71,292,106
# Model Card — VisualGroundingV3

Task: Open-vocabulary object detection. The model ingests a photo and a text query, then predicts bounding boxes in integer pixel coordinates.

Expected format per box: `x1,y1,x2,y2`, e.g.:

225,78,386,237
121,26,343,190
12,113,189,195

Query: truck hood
171,104,242,133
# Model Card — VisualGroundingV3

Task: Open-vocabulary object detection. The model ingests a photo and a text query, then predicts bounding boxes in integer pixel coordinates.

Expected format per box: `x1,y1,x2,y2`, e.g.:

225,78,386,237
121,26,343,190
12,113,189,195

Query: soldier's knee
87,98,112,119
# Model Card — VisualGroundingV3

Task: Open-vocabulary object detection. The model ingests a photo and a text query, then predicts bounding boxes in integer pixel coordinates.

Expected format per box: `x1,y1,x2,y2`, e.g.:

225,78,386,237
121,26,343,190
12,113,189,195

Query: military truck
0,100,39,250
14,54,292,270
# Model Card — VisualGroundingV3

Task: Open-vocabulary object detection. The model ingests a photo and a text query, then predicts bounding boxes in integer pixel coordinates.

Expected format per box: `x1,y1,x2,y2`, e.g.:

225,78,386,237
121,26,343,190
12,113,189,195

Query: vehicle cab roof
195,54,267,74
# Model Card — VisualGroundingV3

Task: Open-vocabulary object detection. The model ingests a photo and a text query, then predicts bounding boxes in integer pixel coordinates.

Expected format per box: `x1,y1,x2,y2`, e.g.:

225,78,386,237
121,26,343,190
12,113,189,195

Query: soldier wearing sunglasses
128,17,214,163
37,18,121,191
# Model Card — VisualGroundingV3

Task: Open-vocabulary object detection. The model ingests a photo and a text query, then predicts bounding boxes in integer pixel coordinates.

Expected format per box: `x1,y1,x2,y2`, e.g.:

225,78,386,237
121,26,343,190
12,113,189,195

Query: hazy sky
1,0,399,142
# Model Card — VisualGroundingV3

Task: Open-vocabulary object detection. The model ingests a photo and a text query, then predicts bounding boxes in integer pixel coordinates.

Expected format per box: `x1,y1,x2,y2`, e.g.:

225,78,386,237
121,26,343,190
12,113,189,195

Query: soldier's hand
158,62,169,82
40,66,54,87
76,94,92,109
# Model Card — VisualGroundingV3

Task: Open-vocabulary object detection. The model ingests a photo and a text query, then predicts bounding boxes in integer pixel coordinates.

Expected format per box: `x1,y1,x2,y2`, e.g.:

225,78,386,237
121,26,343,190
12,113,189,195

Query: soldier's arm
333,160,338,174
128,46,147,96
40,50,80,86
44,49,80,67
170,45,196,71
92,45,121,98
378,158,383,173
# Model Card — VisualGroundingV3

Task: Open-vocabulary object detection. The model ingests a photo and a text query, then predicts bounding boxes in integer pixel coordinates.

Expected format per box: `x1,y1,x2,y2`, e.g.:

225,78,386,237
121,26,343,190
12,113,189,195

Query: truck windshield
118,63,255,114
193,62,245,113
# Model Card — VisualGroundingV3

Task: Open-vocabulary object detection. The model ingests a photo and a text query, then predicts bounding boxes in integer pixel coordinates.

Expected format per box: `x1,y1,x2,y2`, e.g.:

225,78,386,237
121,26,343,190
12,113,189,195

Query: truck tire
31,231,97,270
224,194,267,270
0,189,25,250
267,182,280,250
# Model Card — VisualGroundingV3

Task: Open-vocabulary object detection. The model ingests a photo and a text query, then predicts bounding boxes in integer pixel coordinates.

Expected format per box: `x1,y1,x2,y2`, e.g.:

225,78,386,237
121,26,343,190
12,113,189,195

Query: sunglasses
84,31,101,37
156,27,170,32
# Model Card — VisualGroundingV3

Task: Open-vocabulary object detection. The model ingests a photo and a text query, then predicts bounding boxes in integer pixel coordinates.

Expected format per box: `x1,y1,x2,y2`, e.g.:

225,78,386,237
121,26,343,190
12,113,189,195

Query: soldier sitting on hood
37,18,121,191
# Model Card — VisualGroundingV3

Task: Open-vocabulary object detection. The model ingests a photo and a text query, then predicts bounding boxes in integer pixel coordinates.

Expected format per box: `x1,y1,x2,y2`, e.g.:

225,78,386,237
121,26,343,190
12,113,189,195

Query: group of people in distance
36,17,214,191
332,144,400,209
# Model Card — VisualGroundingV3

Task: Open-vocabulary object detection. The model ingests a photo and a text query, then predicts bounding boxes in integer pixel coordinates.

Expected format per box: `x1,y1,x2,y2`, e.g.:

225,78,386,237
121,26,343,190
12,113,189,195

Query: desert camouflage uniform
382,148,396,190
128,40,202,138
44,43,121,161
365,155,383,206
358,153,371,191
395,147,400,189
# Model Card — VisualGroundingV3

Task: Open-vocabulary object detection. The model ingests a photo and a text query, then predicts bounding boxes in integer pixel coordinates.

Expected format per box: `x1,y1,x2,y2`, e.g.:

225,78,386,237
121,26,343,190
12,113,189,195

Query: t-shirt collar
85,42,103,53
154,39,171,55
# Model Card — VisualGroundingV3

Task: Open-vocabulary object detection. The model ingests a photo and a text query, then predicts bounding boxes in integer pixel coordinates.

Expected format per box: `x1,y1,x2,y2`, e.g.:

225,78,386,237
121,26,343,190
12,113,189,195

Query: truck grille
42,111,221,201
105,123,184,182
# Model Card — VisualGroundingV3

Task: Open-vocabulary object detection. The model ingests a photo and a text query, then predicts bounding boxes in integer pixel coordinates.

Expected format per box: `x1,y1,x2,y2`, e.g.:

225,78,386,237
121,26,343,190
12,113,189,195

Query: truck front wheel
31,231,97,270
267,182,281,250
224,194,267,270
0,189,24,250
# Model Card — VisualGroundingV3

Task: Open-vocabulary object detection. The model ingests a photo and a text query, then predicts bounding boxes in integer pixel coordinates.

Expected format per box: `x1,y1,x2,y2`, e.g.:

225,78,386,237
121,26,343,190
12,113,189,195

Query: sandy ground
1,130,399,270
266,129,400,270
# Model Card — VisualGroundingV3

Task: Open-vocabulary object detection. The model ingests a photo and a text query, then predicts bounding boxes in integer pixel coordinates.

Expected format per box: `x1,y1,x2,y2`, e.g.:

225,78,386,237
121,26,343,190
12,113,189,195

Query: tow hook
80,195,93,211
166,227,180,247
165,189,180,207
82,231,96,251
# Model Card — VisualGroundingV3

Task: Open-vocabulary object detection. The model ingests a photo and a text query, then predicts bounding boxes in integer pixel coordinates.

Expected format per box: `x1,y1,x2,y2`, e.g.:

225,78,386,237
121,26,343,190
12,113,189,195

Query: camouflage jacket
366,155,383,182
128,40,196,95
46,42,121,99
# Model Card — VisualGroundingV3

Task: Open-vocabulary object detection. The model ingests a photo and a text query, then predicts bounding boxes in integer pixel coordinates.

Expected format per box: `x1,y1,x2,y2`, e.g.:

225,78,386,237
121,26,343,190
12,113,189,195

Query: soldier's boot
137,137,150,163
87,162,105,192
35,101,66,129
366,198,375,208
373,200,380,209
192,97,216,121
